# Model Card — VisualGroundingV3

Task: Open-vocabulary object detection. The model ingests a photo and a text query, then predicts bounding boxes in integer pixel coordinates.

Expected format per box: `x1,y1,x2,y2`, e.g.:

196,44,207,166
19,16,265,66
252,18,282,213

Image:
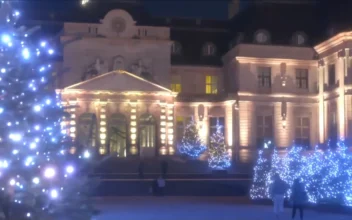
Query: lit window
296,69,308,89
205,75,218,94
171,75,182,92
295,117,310,148
202,42,216,56
258,67,271,88
171,41,182,55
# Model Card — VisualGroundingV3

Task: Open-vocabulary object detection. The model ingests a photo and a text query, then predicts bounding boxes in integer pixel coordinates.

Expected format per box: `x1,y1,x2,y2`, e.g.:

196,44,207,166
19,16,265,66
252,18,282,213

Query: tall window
202,42,216,56
328,64,336,86
258,67,271,88
205,75,218,94
139,114,156,148
171,75,182,92
176,116,192,144
256,115,273,148
296,68,308,89
295,117,310,148
209,117,224,136
329,111,338,145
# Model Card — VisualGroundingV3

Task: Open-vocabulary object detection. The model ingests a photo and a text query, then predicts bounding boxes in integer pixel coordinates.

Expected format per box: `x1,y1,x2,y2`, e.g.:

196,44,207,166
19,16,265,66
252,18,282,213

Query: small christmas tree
178,119,206,158
250,150,270,199
208,124,231,169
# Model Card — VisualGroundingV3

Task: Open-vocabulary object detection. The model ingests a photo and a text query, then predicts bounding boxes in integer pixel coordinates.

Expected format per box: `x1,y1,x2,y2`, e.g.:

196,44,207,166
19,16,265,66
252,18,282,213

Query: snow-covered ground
94,197,351,220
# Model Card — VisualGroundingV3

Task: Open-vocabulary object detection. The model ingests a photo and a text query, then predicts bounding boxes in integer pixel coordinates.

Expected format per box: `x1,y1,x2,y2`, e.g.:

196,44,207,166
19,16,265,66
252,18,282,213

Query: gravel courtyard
94,197,351,220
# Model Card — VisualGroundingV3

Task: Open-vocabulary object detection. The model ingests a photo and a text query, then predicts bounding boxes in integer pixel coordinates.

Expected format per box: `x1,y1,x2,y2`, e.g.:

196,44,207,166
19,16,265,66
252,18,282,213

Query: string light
250,140,352,206
208,120,231,169
0,3,95,218
177,118,206,158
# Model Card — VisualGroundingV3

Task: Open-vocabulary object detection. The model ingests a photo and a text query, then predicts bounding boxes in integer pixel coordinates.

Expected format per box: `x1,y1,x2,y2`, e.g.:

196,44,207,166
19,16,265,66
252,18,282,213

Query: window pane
264,116,272,126
295,128,302,137
296,117,302,126
302,118,310,126
302,128,310,137
210,117,218,127
257,127,263,137
206,85,211,94
257,116,263,126
206,76,211,84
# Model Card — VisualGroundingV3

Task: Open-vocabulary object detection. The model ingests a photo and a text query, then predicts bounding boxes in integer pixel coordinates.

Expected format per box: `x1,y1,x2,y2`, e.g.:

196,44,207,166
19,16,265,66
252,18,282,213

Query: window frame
176,116,192,144
295,116,310,148
171,41,182,55
256,115,273,148
171,75,182,92
209,117,225,137
205,75,218,94
257,67,271,88
328,64,336,86
202,42,216,56
295,68,309,89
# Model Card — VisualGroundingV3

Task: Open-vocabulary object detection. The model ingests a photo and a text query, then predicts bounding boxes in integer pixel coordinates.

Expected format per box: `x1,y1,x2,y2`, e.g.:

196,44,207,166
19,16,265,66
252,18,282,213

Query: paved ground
93,197,351,220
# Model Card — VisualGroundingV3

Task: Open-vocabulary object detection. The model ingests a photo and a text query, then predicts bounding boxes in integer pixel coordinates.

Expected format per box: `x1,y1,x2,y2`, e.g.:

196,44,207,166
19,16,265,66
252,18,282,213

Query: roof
228,3,325,46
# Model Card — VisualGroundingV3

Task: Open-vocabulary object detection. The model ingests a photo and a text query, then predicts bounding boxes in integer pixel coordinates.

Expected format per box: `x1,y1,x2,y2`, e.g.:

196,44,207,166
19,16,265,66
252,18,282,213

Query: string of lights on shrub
250,140,352,206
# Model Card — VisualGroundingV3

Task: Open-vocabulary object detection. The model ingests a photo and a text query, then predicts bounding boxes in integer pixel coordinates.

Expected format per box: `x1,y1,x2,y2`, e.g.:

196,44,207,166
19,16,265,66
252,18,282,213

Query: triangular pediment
64,70,172,93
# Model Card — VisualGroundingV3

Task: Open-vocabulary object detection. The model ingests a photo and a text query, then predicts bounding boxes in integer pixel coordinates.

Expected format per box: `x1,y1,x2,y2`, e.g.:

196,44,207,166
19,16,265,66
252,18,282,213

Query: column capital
318,59,325,67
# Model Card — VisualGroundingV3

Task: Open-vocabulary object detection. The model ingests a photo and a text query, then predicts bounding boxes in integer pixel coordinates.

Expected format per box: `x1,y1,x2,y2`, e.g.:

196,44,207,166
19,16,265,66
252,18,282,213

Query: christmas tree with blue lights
208,123,231,169
178,118,206,158
0,3,97,219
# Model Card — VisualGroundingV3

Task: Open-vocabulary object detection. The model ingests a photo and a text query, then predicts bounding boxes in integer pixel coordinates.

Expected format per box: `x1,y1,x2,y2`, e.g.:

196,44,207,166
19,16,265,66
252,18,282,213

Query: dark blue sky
143,1,230,20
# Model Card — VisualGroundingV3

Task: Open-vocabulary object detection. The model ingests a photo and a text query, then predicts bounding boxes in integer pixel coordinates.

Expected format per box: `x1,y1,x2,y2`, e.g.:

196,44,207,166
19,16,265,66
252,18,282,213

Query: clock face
110,17,126,34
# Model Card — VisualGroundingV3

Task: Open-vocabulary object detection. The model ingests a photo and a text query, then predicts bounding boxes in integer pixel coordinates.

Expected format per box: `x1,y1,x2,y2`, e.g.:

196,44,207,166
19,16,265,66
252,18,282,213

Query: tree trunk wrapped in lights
208,125,231,170
178,119,206,158
0,3,99,219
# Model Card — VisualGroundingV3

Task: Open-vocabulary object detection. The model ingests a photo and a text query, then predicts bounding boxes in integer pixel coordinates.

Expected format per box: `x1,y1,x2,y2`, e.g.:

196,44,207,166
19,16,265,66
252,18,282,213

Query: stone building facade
21,1,352,162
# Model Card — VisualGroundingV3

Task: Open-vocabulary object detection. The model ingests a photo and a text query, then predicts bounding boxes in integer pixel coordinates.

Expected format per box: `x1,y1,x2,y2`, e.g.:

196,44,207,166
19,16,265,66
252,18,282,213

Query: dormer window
254,29,270,44
292,32,307,46
202,42,216,56
171,41,182,55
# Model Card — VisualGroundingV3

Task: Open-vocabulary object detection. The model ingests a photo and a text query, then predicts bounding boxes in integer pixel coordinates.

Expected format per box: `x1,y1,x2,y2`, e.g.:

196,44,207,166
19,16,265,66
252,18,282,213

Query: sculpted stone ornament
81,58,108,81
130,59,157,82
130,59,144,76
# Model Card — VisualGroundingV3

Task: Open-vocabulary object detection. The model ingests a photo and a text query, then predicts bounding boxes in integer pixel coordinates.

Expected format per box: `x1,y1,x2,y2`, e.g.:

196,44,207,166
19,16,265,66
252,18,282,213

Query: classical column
338,51,346,139
129,101,138,156
68,100,77,139
159,102,167,155
166,104,175,155
225,101,234,147
97,101,107,155
318,61,325,143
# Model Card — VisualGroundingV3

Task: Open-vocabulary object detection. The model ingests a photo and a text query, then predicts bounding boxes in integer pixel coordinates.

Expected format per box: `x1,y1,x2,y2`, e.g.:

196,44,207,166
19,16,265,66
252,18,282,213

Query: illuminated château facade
19,1,352,162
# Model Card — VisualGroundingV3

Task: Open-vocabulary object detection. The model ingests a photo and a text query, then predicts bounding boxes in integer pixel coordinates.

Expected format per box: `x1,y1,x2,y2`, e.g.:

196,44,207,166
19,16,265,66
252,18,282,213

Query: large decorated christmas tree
0,3,97,219
208,124,231,169
178,119,206,158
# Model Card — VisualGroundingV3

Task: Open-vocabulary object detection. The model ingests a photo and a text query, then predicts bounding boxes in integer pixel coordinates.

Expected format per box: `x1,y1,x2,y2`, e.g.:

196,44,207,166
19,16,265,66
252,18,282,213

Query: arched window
254,29,270,44
139,114,156,157
202,42,216,56
108,114,127,157
77,113,98,148
171,41,182,55
291,32,307,46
